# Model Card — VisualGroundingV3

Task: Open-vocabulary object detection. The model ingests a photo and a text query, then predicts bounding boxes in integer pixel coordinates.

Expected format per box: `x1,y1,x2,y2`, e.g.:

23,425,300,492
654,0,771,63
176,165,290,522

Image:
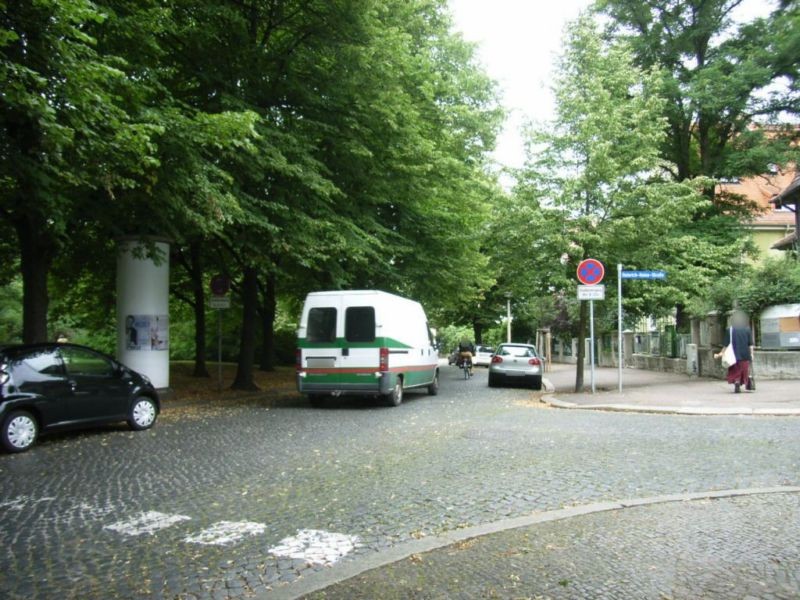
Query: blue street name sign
621,270,667,280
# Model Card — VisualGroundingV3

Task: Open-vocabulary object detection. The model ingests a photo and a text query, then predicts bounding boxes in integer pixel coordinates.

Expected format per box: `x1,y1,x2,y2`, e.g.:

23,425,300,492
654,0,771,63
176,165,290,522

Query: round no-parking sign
577,259,605,285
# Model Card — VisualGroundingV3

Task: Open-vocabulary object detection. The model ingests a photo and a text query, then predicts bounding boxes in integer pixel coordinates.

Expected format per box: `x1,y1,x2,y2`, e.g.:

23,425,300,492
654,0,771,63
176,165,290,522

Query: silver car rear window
498,345,536,357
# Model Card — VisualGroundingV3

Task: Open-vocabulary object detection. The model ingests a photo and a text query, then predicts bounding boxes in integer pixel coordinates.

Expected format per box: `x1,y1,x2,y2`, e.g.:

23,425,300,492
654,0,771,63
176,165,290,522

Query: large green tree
518,16,717,390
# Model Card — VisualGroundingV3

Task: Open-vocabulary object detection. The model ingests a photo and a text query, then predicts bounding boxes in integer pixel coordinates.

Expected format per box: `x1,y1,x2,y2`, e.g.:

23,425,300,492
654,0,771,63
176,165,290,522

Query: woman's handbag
721,327,737,369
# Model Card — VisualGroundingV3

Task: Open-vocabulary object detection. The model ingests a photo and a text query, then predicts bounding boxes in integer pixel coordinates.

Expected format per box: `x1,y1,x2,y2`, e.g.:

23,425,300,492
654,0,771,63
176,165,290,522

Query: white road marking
104,511,191,536
184,521,267,545
268,529,360,565
78,502,115,519
0,496,55,511
0,496,29,511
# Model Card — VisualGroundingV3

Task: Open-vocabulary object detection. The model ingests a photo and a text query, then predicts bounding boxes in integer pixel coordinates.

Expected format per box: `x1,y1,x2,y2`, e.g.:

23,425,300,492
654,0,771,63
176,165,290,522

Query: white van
296,290,439,406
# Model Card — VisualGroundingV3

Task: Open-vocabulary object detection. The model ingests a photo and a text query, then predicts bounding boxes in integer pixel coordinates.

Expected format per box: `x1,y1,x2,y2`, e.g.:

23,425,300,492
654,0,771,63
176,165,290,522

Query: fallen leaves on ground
159,362,300,421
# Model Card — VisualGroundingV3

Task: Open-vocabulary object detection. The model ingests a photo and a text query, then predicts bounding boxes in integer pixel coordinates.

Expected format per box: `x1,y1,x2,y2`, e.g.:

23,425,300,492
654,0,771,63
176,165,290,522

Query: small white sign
578,285,605,300
209,295,231,309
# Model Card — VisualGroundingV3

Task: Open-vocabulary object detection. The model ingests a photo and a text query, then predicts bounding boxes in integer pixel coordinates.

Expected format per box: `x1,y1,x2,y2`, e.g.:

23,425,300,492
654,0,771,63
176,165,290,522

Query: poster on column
125,315,169,351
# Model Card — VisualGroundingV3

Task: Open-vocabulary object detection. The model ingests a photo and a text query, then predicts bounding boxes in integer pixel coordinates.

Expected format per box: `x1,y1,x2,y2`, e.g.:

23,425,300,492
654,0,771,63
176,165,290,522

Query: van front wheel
383,378,403,407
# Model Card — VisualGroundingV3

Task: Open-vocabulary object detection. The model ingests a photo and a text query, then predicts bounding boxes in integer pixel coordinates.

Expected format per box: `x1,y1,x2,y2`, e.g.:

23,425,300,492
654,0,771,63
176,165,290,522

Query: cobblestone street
1,365,799,599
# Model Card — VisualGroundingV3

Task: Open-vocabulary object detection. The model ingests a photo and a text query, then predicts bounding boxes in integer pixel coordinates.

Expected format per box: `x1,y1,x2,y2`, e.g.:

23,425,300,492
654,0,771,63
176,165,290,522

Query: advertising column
116,238,170,389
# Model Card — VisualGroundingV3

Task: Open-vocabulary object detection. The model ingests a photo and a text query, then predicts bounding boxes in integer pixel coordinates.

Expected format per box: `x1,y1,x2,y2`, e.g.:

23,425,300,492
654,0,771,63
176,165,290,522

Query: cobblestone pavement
1,365,799,598
309,491,800,599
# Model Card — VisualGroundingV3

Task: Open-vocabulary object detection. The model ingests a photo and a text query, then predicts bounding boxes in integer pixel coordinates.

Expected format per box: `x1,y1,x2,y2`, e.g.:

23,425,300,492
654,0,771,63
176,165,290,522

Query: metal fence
633,330,691,358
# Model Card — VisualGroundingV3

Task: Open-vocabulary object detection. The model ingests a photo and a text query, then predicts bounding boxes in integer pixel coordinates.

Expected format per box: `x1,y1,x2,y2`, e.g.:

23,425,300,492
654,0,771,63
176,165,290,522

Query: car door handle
68,380,89,395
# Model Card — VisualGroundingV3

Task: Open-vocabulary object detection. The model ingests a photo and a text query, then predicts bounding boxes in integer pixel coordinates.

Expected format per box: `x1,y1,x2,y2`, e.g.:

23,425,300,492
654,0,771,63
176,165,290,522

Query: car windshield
498,345,536,358
477,346,494,353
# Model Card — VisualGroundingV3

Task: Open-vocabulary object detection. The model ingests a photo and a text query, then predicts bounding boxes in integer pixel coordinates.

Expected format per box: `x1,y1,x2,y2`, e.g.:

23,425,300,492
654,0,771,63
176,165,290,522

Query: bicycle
459,357,472,380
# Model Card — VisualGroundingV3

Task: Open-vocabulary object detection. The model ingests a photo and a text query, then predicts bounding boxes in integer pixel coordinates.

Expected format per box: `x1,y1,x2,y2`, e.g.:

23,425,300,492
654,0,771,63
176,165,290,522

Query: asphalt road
1,364,799,599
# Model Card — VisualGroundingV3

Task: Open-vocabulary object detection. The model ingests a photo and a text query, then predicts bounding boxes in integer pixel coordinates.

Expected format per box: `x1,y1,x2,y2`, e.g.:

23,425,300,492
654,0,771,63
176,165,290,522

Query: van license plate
307,357,336,368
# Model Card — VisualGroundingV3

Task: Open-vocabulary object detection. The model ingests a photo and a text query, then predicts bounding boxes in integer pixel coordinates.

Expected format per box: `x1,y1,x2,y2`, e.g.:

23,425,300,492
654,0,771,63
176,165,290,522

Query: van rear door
339,305,380,385
302,300,342,386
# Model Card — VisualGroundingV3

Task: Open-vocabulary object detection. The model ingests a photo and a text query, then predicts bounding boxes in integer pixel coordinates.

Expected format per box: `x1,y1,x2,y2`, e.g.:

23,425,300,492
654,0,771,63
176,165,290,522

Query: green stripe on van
298,337,413,349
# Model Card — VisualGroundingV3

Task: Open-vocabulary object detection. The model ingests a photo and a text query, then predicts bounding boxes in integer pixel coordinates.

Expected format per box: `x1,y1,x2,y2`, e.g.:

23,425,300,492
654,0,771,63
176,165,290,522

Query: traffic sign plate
577,259,605,285
209,295,230,309
210,274,231,296
578,285,605,300
621,270,666,280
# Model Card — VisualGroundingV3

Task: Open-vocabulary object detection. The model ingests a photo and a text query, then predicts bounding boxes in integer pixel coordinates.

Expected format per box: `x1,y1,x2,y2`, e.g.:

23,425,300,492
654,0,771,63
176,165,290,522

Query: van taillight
379,347,389,372
295,349,302,371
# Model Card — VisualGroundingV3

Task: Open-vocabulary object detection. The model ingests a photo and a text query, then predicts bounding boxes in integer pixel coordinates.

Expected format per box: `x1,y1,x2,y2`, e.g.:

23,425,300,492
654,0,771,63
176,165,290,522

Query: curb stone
259,486,800,600
539,393,800,416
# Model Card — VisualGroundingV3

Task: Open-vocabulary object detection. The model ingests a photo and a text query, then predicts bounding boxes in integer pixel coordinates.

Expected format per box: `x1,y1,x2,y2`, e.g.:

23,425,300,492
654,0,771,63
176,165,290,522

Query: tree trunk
189,242,210,377
231,266,260,390
472,319,483,345
15,215,52,344
259,272,277,372
675,303,689,333
574,299,588,393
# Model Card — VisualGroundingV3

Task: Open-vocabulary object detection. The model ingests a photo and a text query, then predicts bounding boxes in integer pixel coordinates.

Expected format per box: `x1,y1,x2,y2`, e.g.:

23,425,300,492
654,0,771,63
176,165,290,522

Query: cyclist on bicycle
458,339,475,375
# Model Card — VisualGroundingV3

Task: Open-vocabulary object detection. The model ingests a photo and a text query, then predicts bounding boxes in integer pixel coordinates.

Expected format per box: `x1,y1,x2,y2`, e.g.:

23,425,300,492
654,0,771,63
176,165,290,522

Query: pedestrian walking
714,311,754,393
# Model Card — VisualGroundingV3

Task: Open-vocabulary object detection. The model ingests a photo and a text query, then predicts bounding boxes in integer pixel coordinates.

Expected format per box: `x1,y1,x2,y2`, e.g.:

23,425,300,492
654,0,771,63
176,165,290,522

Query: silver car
487,343,542,390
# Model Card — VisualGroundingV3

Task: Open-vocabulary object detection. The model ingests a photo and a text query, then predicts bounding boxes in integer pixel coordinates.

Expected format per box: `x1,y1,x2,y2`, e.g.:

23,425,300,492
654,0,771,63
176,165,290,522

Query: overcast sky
448,0,779,171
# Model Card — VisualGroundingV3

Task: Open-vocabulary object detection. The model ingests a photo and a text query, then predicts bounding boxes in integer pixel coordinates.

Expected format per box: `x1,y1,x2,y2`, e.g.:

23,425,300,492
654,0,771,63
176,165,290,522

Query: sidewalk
542,363,800,415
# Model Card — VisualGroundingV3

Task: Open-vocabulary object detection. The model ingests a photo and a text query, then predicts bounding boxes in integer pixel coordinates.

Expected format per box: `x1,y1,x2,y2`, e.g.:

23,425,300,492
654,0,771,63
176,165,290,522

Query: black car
0,343,159,452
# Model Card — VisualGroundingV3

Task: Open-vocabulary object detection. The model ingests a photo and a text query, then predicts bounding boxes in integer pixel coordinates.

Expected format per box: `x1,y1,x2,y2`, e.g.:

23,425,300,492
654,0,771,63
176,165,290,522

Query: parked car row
0,343,159,453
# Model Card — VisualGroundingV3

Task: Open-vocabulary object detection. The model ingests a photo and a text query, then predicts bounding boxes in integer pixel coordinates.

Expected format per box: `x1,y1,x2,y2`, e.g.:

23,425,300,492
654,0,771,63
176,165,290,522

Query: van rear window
307,308,337,343
345,307,375,343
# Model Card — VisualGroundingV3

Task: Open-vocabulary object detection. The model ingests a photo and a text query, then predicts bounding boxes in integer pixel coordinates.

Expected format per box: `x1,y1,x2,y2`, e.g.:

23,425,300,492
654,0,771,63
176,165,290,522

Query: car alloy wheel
3,412,38,452
129,398,157,430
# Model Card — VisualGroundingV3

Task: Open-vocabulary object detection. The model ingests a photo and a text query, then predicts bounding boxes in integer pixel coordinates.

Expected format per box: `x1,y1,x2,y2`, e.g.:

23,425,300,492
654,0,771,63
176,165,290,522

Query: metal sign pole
618,263,623,393
589,299,596,394
217,309,223,392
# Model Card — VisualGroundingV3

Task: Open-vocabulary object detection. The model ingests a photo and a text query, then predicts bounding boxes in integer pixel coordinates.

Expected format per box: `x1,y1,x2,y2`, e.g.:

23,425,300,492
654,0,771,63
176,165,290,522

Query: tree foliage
0,0,503,389
695,256,800,317
595,0,800,184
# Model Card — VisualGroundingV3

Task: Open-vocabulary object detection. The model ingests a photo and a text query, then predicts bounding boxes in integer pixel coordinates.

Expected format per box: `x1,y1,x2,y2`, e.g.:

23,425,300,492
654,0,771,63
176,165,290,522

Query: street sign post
576,260,605,393
209,274,231,392
617,265,667,392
